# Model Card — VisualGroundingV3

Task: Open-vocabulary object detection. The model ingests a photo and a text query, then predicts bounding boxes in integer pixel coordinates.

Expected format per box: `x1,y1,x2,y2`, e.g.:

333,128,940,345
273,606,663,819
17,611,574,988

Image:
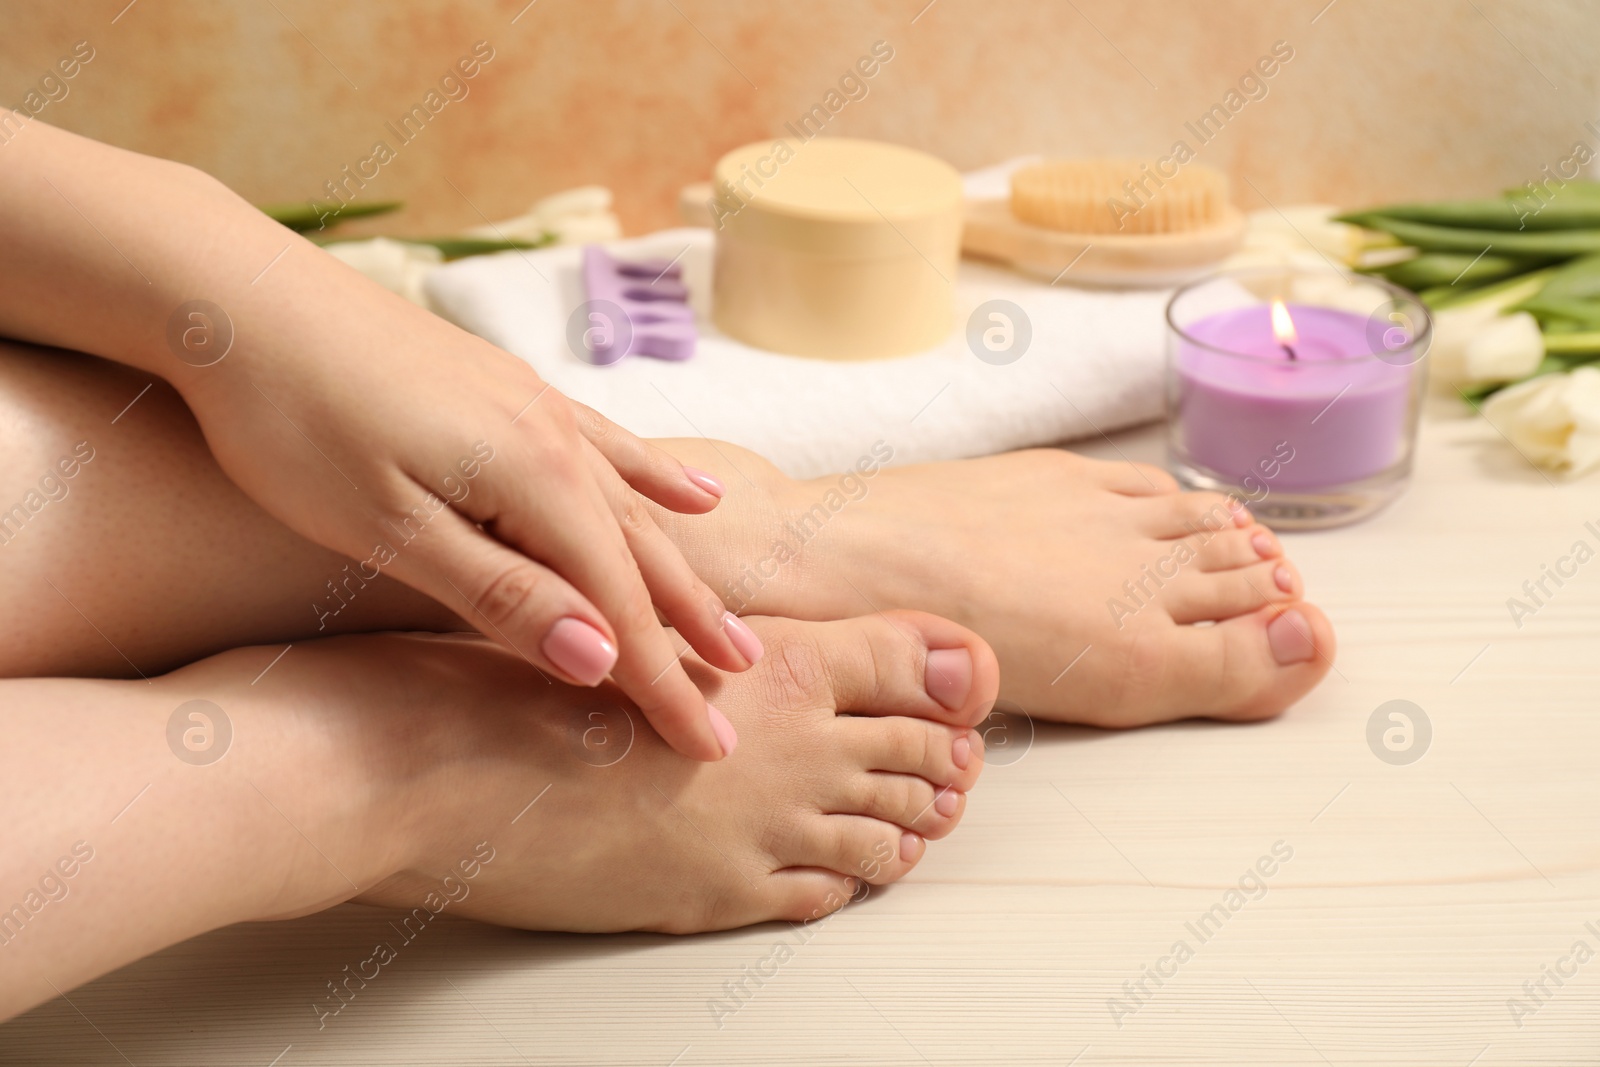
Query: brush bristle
1010,158,1231,235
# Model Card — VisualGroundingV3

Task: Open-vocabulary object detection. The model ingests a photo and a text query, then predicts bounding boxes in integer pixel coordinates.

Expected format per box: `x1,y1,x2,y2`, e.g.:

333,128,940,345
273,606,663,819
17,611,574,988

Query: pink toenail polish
683,466,726,498
952,734,971,770
541,617,617,686
1252,531,1279,558
706,703,738,757
899,831,920,863
924,648,973,710
1274,565,1295,594
934,789,960,818
1267,609,1316,665
721,612,764,665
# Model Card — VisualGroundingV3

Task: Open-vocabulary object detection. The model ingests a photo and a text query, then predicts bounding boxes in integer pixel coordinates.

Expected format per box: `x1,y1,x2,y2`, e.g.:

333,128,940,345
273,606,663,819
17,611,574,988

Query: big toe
733,609,1001,729
1146,602,1337,723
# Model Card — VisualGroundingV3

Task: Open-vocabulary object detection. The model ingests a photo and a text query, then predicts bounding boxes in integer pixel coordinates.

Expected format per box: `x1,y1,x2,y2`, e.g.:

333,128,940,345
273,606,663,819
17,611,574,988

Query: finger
379,500,620,687
457,445,731,762
569,399,724,513
440,414,730,762
587,446,761,674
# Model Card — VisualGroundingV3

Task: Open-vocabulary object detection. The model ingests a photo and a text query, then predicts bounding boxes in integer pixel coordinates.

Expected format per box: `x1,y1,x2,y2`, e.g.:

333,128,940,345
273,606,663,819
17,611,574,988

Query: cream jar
709,138,962,360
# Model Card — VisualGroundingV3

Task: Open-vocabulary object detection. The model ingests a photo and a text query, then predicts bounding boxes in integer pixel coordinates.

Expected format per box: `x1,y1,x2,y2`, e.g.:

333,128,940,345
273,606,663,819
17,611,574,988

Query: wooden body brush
963,158,1245,287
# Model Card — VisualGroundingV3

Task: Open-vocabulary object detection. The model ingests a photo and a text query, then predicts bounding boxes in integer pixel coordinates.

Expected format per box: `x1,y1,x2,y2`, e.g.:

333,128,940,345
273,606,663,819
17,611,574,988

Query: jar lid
711,138,962,256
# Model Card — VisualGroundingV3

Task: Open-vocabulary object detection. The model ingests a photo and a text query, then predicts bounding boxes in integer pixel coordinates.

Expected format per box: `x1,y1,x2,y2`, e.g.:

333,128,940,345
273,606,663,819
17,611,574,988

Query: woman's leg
0,340,463,679
0,612,996,1022
0,338,1333,727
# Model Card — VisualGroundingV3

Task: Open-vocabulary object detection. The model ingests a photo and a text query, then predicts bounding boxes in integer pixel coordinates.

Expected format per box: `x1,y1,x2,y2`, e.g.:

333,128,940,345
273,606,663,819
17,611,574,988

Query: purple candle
1175,303,1415,490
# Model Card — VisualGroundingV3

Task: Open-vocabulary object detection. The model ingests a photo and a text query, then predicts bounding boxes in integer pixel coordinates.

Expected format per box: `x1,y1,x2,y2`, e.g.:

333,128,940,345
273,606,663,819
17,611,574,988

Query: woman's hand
0,119,754,760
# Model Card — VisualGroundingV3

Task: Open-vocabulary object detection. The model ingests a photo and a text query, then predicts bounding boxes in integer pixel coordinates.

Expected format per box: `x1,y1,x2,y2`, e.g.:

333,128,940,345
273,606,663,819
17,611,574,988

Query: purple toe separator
580,245,697,366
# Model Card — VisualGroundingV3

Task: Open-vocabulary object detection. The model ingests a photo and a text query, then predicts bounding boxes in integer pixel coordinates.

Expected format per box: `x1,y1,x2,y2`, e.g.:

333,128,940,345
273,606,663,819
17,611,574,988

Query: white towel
425,221,1170,481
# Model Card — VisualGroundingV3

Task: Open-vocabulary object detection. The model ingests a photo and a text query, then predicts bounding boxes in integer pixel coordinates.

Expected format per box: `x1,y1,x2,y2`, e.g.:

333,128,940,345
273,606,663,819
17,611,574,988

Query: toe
1186,524,1281,572
1135,491,1251,539
740,610,1000,729
834,716,981,792
830,771,967,839
762,869,863,926
1163,559,1301,623
1096,459,1181,496
785,814,923,886
1132,602,1336,723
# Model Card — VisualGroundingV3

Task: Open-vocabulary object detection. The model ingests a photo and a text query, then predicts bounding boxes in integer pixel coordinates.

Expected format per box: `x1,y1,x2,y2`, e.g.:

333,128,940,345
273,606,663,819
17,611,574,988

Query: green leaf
258,200,404,232
1376,251,1545,290
1339,215,1600,256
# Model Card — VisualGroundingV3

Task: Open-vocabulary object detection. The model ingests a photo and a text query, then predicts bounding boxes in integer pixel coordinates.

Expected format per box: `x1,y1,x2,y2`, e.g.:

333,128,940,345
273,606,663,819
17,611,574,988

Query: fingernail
722,612,764,665
542,617,617,686
1274,564,1296,594
952,734,971,770
924,648,973,710
706,702,738,757
1251,531,1279,558
899,831,920,863
684,466,725,499
934,789,960,818
1267,609,1316,665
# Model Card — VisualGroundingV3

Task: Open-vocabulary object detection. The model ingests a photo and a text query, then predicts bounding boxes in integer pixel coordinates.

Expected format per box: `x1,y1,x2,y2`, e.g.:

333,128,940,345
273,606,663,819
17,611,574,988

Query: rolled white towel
424,227,1172,478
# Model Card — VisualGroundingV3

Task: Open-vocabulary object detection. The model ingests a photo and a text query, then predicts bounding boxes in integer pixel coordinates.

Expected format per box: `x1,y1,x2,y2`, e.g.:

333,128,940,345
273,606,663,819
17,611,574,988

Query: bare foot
649,443,1336,729
183,610,997,935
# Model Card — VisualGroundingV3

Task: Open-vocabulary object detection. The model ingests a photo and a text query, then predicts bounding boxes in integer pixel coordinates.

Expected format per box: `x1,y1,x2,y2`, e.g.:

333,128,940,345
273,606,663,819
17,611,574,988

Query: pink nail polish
899,831,920,863
1251,531,1278,558
541,617,617,686
706,702,738,757
1274,564,1295,594
951,734,971,770
924,648,973,711
683,466,725,499
1267,609,1316,665
933,789,960,818
722,612,764,665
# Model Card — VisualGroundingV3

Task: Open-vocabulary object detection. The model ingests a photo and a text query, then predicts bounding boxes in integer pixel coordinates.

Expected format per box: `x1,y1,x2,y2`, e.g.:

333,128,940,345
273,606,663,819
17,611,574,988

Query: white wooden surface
6,400,1600,1065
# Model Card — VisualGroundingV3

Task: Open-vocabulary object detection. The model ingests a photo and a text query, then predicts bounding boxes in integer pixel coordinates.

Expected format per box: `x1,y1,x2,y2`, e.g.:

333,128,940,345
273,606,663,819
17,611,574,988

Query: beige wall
4,0,1597,237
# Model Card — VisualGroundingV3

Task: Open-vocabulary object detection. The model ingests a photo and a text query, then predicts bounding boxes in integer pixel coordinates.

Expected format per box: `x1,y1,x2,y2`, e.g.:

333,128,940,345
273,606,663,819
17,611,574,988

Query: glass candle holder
1164,266,1430,530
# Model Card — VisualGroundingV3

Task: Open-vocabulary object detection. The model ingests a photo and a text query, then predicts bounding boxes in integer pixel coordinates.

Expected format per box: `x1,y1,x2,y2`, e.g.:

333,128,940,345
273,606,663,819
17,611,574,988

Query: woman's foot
650,443,1336,729
223,610,999,934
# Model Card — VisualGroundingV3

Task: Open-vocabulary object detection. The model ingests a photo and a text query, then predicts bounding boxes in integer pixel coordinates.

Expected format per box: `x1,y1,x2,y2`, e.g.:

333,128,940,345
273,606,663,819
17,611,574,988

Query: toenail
924,648,973,710
541,617,617,686
952,734,971,770
1267,609,1316,665
843,877,859,896
1252,531,1279,558
683,466,726,498
900,831,921,863
721,612,764,665
1273,565,1295,594
706,703,739,757
1230,500,1254,527
933,789,960,818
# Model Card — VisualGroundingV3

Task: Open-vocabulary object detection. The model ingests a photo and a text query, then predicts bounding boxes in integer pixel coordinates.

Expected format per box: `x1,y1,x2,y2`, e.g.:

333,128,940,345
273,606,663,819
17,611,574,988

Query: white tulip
1429,306,1544,387
323,237,443,308
464,184,622,244
1481,366,1600,476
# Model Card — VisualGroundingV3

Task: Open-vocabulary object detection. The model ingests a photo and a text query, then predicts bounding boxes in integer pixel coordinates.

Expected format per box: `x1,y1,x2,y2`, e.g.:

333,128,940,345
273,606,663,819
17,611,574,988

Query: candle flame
1270,300,1298,346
